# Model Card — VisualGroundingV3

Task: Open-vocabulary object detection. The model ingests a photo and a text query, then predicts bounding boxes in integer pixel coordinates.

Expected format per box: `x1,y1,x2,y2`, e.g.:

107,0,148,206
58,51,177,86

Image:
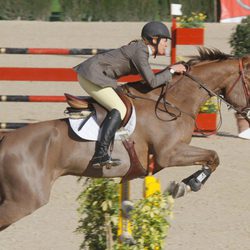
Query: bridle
184,58,250,121
226,58,250,108
123,83,184,121
124,58,250,122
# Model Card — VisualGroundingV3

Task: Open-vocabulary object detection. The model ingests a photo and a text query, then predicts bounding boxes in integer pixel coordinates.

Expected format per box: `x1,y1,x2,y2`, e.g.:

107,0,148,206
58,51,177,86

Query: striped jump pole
0,47,111,55
0,67,160,131
0,67,151,82
0,67,159,82
0,123,28,130
0,95,67,102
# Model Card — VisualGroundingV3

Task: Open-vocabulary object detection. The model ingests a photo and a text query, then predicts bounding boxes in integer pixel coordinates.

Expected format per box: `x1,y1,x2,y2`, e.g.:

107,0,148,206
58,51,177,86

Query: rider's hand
169,64,187,74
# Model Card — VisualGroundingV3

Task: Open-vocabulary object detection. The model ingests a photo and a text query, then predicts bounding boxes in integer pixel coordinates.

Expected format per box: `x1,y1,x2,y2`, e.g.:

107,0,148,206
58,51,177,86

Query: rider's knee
113,103,127,120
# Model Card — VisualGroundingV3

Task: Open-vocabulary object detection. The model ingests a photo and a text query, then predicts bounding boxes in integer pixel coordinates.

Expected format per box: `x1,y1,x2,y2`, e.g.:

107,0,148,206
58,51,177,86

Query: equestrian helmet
141,21,171,42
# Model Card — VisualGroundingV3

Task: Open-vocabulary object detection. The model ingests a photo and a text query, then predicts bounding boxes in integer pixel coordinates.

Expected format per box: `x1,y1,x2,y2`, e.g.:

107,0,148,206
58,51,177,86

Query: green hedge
0,0,52,20
0,0,217,21
76,178,174,250
177,0,215,22
59,0,169,21
58,0,216,21
76,178,119,250
229,16,250,57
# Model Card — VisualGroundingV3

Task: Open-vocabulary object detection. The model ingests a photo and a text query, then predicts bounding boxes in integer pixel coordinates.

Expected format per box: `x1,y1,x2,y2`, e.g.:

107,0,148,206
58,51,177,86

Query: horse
0,48,249,231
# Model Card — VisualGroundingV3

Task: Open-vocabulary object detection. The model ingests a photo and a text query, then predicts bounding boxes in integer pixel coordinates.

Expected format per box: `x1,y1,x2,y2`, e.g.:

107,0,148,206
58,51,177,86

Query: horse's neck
166,62,235,115
127,60,237,116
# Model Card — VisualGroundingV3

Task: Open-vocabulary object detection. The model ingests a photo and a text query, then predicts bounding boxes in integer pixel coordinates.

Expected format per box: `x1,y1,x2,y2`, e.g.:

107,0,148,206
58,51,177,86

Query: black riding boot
91,109,122,168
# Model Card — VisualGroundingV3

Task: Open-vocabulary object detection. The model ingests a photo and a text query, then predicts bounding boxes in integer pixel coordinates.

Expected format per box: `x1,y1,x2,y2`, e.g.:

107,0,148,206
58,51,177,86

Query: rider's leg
91,108,122,166
78,75,127,167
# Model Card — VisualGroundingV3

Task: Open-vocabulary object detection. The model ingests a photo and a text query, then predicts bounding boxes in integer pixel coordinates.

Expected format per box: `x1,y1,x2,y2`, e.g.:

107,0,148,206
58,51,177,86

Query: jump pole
0,47,111,55
0,67,160,130
0,67,159,82
0,123,28,130
0,95,66,102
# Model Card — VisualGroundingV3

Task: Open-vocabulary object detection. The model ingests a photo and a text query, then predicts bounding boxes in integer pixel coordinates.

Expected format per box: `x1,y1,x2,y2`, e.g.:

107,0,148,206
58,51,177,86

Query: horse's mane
187,47,234,66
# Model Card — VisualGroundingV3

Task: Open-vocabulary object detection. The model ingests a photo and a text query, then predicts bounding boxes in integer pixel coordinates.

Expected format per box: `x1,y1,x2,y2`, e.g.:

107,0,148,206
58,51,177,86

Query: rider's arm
131,48,173,88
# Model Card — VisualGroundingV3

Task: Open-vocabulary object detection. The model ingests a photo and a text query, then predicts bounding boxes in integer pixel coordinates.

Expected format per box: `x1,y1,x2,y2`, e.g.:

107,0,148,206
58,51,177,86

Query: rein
154,85,182,121
123,85,184,121
184,72,236,110
183,58,250,120
227,59,250,107
124,57,250,122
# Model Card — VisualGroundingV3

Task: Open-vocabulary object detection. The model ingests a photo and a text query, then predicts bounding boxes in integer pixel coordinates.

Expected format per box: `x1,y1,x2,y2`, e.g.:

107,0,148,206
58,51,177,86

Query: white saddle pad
69,106,136,141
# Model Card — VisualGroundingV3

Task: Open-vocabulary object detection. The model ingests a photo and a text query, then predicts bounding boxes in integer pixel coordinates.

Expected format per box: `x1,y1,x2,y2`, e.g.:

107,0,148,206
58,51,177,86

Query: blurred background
0,0,241,22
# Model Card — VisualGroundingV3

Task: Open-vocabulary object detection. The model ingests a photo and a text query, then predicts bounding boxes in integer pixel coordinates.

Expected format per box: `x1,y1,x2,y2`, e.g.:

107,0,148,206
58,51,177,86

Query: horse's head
184,48,250,121
223,55,250,121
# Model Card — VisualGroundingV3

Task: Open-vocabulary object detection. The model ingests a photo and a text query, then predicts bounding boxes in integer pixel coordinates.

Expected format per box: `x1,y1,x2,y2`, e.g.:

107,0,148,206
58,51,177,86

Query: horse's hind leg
161,143,220,198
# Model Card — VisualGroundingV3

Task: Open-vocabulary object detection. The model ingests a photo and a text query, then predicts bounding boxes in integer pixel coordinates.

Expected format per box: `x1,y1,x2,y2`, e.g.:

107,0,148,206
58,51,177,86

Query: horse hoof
119,232,136,245
122,200,134,218
172,182,191,199
164,181,178,195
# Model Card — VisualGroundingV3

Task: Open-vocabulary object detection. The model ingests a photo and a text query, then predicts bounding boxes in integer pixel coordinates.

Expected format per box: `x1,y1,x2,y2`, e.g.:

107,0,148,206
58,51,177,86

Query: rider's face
157,38,168,55
151,37,168,55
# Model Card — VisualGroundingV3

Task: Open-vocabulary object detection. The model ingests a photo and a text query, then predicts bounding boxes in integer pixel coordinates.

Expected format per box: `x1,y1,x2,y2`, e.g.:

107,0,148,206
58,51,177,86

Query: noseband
184,58,250,121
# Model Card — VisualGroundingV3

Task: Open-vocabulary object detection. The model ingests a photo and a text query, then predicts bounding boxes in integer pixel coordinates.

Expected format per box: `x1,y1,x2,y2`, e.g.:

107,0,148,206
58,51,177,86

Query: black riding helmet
141,21,171,57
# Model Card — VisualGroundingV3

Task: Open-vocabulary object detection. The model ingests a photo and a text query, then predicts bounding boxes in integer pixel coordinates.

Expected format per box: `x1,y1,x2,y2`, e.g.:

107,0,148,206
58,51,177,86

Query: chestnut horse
0,48,250,231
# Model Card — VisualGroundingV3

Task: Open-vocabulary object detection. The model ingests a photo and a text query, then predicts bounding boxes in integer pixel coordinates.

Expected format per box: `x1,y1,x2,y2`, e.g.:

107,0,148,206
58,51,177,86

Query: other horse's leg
159,143,219,198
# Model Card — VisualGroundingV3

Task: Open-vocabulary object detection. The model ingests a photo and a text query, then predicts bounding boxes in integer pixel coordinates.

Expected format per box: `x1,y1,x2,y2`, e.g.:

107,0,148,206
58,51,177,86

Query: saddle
64,90,147,181
64,90,132,127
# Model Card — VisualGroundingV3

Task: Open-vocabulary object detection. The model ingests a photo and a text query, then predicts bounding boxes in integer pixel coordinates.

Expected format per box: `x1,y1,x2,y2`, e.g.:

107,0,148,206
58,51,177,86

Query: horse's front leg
156,143,220,198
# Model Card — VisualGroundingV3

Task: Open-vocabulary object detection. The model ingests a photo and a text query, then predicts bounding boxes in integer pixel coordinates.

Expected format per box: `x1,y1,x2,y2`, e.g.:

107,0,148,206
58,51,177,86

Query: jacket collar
147,45,153,56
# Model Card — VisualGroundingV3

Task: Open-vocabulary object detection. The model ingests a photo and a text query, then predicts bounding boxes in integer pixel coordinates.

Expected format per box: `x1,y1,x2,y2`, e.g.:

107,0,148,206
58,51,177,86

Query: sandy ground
1,21,250,250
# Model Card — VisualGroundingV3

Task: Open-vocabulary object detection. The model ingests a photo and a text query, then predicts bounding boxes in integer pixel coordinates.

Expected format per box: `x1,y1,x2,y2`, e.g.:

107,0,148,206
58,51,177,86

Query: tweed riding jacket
73,40,172,88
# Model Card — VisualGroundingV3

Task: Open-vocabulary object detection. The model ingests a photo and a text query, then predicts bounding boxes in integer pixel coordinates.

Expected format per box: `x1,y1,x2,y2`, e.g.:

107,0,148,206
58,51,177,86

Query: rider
73,21,186,168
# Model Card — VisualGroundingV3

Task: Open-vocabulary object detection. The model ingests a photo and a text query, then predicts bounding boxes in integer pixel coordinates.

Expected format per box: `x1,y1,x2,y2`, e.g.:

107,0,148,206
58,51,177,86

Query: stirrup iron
92,157,121,169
